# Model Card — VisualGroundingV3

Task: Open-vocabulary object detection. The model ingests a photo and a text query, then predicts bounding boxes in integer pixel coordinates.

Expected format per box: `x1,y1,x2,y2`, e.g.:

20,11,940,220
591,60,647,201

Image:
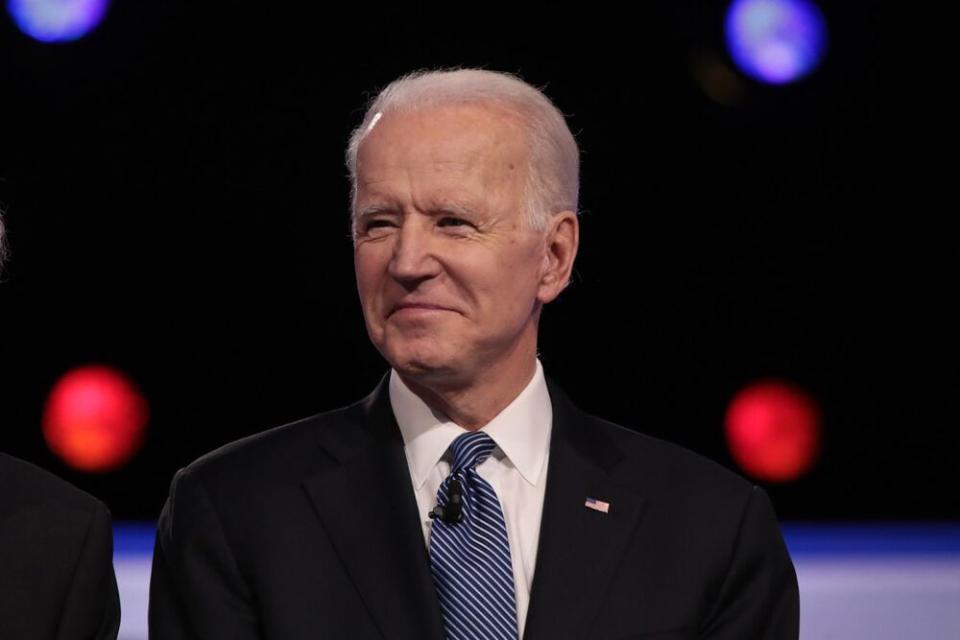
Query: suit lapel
524,380,647,640
301,376,444,640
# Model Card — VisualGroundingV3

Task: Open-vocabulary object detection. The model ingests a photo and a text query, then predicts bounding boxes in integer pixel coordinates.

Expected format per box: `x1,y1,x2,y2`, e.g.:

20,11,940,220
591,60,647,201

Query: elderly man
0,214,121,640
149,69,799,639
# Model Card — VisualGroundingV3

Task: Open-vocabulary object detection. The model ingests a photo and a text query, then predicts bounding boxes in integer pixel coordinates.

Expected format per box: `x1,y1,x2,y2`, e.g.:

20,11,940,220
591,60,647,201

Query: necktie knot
449,431,497,473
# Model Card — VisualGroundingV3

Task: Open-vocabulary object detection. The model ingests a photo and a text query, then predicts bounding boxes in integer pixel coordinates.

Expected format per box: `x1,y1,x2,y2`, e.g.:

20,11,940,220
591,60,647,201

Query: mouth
388,303,454,317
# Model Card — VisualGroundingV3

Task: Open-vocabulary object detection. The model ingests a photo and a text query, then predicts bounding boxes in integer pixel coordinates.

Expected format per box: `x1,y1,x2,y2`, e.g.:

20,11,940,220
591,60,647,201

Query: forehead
355,103,529,183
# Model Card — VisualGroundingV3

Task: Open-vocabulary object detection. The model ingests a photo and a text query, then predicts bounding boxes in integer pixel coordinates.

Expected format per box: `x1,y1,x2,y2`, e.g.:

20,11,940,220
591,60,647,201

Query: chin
383,343,463,384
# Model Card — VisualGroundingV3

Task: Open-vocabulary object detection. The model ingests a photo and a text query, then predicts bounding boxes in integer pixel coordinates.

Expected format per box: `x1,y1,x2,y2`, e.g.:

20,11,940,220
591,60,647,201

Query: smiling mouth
389,304,453,317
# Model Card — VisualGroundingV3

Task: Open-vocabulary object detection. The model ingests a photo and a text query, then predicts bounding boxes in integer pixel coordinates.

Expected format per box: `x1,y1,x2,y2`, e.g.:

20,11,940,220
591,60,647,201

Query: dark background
1,3,954,521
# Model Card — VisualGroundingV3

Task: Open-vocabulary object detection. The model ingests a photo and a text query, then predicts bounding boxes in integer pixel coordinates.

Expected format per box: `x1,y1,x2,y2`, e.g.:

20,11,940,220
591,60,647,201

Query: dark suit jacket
149,376,798,639
0,452,120,640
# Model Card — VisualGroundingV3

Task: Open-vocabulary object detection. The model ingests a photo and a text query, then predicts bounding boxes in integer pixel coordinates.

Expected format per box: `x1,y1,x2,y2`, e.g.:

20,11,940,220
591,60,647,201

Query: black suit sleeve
699,486,800,640
56,501,121,640
149,468,261,640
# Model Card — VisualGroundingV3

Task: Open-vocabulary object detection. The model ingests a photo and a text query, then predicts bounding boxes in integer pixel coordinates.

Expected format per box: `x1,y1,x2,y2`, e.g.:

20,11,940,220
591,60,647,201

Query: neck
399,352,538,431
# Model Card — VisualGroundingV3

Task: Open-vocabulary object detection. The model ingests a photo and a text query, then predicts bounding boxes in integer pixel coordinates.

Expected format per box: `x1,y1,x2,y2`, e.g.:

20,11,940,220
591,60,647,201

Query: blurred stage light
43,364,148,472
725,379,820,482
724,0,827,84
6,0,110,43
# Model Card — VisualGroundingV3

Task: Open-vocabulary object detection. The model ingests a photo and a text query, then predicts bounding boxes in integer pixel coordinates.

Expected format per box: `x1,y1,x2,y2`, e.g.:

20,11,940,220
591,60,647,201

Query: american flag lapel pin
584,496,610,514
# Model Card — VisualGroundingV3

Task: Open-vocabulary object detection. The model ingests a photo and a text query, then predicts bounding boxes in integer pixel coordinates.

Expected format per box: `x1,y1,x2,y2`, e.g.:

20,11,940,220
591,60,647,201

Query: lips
389,302,454,317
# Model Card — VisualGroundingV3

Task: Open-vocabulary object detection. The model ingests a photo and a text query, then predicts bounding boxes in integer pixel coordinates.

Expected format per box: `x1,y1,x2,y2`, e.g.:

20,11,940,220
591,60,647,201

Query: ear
536,210,579,304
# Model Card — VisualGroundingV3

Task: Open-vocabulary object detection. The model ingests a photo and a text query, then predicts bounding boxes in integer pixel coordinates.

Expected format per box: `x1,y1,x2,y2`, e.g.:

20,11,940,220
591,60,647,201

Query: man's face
353,104,549,388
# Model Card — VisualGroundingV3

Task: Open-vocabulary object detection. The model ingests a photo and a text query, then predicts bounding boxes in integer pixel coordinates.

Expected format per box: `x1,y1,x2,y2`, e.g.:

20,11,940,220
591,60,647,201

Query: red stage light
725,380,820,482
43,365,149,473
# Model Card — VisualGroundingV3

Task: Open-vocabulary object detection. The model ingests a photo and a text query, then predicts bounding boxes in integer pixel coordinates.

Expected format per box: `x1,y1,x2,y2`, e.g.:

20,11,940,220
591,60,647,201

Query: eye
437,217,472,229
363,218,396,232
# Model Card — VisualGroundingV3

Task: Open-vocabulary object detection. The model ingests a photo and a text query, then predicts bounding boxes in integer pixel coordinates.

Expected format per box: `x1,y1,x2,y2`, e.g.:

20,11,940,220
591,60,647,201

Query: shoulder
169,399,365,497
597,415,749,490
572,411,761,521
561,412,798,636
0,452,109,518
546,377,753,504
155,398,376,555
0,454,119,639
571,413,791,578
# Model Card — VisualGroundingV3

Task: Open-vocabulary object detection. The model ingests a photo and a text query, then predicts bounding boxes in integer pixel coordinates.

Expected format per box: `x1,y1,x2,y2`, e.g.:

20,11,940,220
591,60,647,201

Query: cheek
500,242,544,292
354,252,387,308
476,254,542,316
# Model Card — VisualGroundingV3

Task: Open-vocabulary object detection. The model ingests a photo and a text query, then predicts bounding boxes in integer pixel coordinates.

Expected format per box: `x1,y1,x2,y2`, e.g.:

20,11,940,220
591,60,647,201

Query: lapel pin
584,497,610,514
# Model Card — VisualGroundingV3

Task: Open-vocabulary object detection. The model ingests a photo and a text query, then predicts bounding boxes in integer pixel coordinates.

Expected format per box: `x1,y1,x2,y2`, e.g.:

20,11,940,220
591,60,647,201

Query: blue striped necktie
429,431,519,640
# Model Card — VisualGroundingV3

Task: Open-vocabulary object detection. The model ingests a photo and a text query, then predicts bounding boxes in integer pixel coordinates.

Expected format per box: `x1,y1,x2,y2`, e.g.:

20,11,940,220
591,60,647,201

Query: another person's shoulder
0,454,120,640
0,451,108,517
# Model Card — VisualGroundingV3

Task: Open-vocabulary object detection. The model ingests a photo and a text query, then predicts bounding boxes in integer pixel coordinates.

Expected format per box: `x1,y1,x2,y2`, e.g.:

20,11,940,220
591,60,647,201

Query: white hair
346,68,579,233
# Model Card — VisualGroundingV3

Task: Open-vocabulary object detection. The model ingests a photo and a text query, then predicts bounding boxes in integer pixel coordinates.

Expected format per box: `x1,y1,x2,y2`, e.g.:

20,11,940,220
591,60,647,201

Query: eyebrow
427,201,480,218
355,200,481,221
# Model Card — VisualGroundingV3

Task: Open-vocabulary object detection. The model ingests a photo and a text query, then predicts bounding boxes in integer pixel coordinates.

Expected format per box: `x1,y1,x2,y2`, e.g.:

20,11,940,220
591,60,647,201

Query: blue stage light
724,0,827,85
7,0,110,43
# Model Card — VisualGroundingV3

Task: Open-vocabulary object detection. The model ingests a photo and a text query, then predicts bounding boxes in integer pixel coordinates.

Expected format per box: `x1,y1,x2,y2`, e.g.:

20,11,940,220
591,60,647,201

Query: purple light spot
725,0,827,85
7,0,110,43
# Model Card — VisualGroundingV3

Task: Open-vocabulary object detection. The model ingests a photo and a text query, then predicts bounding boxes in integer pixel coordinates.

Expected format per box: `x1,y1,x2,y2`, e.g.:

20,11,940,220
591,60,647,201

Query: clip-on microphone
429,477,464,524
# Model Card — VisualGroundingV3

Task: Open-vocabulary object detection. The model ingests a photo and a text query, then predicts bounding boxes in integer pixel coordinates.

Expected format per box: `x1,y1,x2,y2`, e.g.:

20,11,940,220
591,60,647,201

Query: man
149,69,799,639
0,214,121,640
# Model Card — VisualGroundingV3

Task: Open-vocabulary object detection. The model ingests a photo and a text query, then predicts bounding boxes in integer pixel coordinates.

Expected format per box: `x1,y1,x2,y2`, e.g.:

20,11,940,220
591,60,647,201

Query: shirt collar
390,360,552,490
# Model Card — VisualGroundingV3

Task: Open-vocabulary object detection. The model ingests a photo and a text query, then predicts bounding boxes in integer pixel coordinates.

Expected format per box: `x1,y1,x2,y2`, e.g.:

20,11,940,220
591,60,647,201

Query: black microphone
429,477,464,524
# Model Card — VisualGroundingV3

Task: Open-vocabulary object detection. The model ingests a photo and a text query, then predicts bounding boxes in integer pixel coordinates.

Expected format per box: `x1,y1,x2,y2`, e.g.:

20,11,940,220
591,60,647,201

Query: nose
388,217,442,284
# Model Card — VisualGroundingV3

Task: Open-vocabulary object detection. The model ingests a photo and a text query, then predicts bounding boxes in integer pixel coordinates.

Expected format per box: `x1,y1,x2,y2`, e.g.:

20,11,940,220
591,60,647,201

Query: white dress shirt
389,360,552,639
